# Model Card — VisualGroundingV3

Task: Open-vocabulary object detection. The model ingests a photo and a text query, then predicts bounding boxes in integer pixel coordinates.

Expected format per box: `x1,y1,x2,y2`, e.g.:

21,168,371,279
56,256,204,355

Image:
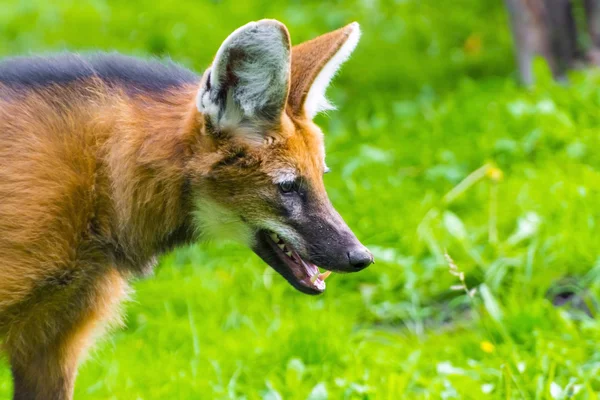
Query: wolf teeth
285,251,292,257
309,270,332,283
318,271,332,280
269,233,279,242
278,243,285,250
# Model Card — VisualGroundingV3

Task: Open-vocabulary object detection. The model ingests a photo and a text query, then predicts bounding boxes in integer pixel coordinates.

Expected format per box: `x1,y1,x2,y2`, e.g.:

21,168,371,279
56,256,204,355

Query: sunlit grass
1,0,600,398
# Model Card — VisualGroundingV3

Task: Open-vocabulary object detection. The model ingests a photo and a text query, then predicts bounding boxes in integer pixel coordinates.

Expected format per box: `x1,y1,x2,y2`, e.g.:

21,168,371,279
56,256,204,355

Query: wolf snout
347,246,374,271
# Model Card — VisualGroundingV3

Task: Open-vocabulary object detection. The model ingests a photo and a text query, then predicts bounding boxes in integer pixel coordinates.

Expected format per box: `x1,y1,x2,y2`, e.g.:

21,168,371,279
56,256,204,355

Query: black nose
347,247,374,271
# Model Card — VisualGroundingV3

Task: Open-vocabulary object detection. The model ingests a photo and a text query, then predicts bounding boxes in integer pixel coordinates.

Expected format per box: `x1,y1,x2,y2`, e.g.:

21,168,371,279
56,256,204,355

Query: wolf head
191,20,372,294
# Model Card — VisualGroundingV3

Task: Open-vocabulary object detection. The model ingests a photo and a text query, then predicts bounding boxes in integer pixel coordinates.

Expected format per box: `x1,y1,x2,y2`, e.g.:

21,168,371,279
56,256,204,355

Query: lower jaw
288,278,325,295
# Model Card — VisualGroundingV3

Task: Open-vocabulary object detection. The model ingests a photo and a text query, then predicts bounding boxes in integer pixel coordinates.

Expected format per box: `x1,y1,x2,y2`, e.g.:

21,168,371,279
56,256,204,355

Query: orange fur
0,79,201,399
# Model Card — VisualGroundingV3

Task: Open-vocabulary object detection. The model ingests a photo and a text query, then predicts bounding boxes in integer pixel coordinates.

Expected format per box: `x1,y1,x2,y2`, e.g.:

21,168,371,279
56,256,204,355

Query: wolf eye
279,181,295,193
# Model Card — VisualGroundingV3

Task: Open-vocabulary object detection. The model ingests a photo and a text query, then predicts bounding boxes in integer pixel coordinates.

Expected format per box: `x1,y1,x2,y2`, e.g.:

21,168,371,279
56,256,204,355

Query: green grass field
1,0,600,398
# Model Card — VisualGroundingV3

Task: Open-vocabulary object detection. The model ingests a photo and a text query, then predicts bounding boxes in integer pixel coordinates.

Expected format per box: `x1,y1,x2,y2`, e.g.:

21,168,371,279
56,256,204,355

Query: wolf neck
107,84,202,272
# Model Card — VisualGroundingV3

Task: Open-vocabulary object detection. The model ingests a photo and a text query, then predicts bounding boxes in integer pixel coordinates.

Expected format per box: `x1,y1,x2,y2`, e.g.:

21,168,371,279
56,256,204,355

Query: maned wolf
0,19,372,399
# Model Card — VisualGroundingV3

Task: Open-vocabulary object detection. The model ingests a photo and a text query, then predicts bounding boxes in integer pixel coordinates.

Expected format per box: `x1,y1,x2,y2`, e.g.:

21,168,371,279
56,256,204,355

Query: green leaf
443,211,468,242
479,284,503,323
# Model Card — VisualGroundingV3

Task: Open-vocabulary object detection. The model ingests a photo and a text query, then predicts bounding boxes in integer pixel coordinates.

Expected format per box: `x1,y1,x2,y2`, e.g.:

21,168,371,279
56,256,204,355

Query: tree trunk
504,0,579,84
584,0,600,64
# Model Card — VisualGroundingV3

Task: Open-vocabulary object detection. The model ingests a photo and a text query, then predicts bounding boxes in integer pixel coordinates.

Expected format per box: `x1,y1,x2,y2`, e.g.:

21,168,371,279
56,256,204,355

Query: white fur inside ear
196,73,220,116
196,20,290,127
304,22,361,119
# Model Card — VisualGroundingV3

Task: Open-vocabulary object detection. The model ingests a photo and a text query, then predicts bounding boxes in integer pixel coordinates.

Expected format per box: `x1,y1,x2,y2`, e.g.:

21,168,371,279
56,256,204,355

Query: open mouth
252,230,332,295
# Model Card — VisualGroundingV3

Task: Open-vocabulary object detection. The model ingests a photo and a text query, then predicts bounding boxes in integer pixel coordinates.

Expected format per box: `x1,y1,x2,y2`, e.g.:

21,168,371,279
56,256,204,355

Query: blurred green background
1,0,600,398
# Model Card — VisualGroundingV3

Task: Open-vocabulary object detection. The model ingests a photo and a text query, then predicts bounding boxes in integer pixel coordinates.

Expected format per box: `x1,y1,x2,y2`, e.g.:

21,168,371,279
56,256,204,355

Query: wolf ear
288,22,361,119
197,20,291,130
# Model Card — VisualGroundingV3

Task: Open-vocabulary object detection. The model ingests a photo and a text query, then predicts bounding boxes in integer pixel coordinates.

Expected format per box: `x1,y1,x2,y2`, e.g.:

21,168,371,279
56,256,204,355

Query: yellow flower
487,167,504,182
463,34,482,55
480,341,495,353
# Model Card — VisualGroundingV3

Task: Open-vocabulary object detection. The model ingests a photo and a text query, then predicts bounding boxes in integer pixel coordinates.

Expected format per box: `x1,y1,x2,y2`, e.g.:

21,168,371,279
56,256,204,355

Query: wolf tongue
294,252,329,284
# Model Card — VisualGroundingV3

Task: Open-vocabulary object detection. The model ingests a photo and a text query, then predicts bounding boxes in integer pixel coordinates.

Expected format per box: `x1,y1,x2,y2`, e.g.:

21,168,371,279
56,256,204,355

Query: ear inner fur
288,23,360,118
196,19,292,131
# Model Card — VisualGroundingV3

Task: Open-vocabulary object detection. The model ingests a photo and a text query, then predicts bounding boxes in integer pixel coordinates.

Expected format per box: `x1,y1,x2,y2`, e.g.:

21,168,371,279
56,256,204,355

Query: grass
1,0,600,398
